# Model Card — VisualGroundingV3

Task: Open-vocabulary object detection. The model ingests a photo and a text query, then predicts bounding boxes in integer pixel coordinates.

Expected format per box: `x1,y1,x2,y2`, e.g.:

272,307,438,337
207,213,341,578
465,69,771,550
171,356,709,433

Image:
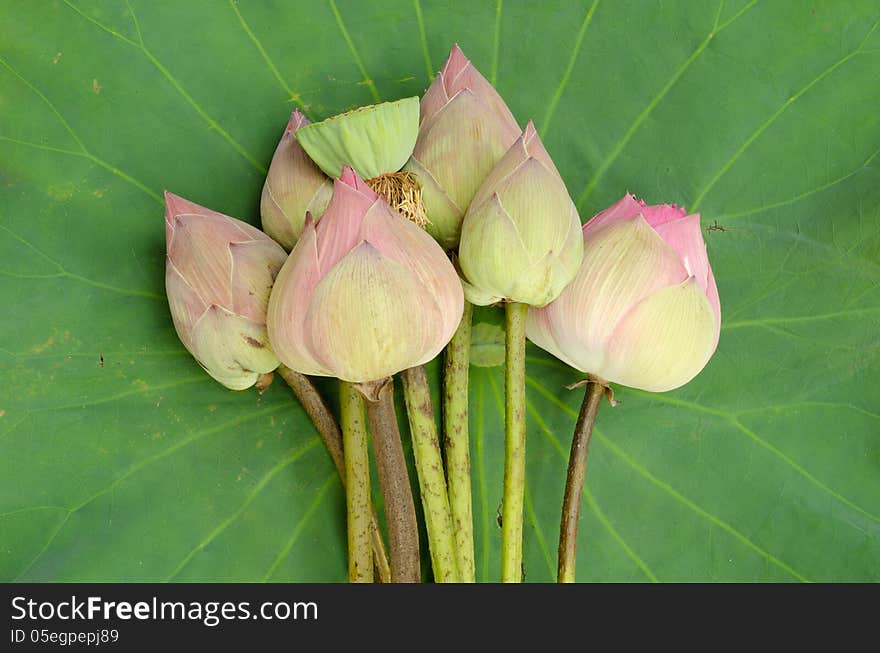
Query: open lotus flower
527,194,721,392
165,192,288,390
267,166,464,384
458,121,583,306
295,98,419,180
261,110,333,250
404,44,521,248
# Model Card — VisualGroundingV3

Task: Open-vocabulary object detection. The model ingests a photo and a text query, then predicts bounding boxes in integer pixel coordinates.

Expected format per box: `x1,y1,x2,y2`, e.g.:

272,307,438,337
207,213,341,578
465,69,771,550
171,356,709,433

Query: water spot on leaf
30,335,55,354
47,183,77,203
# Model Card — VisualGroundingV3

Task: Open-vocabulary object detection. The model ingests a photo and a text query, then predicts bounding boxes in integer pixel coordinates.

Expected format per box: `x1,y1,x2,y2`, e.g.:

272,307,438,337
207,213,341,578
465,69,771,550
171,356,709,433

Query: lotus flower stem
557,381,604,583
340,380,374,583
401,365,460,582
443,300,476,582
501,301,528,582
364,379,421,583
276,365,390,583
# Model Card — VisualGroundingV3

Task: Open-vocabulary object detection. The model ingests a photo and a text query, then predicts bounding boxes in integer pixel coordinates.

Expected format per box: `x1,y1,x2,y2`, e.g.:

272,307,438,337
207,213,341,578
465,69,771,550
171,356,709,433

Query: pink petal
164,190,209,247
446,50,518,131
360,201,464,344
413,88,520,210
229,239,288,322
638,199,687,228
266,222,330,376
287,109,310,133
167,214,234,308
165,190,271,244
314,168,375,275
582,193,644,238
652,213,710,290
164,190,207,225
339,164,377,201
441,44,471,93
261,111,332,249
420,71,451,124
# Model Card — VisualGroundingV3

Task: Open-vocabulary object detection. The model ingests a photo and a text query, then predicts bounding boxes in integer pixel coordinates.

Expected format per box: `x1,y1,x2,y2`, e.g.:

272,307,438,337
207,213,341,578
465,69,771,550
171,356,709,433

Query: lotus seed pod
296,97,419,180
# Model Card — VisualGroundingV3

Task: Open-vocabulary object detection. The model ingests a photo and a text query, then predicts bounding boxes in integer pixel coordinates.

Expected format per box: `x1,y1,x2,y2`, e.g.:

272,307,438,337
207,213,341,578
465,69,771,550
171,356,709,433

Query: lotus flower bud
295,97,419,180
404,44,521,248
527,194,722,392
458,121,583,306
260,110,333,250
165,192,288,390
267,166,464,383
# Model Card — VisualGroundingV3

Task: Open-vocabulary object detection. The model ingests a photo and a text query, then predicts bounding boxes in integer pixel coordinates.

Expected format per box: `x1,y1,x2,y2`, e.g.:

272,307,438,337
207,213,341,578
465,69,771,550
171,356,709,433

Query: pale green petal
461,276,503,306
557,204,586,290
415,89,514,212
469,138,528,211
403,155,462,248
496,158,574,256
459,194,531,301
548,216,688,361
602,277,718,392
191,305,279,390
304,242,443,383
229,239,287,323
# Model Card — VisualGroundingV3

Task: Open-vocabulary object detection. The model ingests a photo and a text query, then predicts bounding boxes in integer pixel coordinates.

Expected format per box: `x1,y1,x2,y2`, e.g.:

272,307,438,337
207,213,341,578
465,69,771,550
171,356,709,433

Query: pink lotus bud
260,110,333,250
267,166,464,383
458,121,583,306
527,194,721,392
165,192,288,390
404,44,521,248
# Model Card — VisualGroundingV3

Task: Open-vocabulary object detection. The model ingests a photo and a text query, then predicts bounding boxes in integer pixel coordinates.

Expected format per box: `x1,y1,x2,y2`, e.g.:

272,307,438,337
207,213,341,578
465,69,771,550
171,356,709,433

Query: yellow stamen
366,171,429,228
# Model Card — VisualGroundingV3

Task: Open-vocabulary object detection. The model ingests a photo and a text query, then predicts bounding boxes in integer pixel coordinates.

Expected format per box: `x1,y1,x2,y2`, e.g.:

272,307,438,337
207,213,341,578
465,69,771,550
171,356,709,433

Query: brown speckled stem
276,365,390,583
557,381,604,583
402,365,459,582
443,301,475,582
363,378,421,583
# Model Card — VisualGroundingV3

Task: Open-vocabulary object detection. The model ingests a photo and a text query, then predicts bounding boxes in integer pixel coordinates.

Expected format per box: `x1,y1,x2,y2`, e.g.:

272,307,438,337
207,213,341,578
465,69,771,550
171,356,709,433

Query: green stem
340,380,373,582
443,300,475,582
364,378,421,583
501,301,528,582
557,381,604,583
276,366,391,583
401,365,460,582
